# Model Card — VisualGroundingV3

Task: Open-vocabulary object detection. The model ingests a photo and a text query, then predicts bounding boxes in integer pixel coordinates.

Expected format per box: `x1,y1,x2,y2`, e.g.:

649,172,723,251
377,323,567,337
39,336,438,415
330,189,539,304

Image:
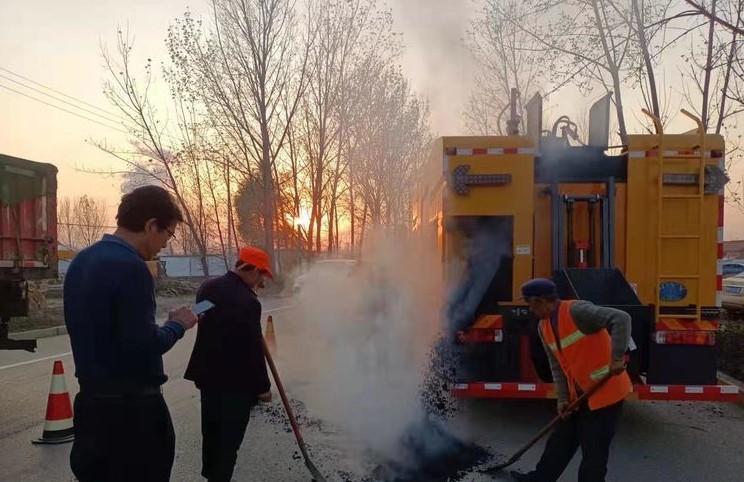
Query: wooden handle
262,336,308,453
498,374,615,468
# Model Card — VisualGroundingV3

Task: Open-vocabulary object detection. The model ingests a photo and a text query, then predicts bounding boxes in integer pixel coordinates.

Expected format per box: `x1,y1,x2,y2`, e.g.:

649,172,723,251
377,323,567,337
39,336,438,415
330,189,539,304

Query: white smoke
280,218,511,477
282,227,443,461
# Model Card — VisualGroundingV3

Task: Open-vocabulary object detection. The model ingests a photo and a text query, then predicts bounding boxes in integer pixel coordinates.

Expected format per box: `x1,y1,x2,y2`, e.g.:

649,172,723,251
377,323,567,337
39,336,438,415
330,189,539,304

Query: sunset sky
2,0,744,238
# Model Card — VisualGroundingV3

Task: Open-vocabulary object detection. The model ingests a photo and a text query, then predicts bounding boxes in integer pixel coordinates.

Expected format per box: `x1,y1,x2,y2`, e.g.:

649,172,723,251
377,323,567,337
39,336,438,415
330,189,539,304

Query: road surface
1,296,744,481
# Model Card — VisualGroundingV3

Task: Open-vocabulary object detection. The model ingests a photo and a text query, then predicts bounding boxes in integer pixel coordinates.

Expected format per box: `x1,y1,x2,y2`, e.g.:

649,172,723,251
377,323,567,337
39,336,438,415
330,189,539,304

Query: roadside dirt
9,275,292,333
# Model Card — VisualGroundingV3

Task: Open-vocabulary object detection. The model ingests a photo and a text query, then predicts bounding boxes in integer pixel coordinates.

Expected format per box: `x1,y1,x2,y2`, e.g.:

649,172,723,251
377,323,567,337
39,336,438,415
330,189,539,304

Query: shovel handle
562,373,614,415
262,336,328,482
486,373,615,472
262,336,308,452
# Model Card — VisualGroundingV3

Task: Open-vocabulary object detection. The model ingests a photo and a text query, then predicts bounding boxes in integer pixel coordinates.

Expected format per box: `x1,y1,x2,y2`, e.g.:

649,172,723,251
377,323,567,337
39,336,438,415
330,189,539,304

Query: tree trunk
261,128,276,271
702,0,718,131
199,254,209,277
335,206,340,252
315,190,322,253
717,4,741,134
349,171,355,250
591,0,628,143
225,170,233,262
358,201,368,255
207,162,229,271
226,164,240,256
632,0,660,118
327,203,334,253
271,159,284,274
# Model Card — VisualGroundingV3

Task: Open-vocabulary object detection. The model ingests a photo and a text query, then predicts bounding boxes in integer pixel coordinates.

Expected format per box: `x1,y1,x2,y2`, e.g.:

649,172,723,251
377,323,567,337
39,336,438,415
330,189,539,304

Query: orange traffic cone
32,360,74,445
265,315,277,354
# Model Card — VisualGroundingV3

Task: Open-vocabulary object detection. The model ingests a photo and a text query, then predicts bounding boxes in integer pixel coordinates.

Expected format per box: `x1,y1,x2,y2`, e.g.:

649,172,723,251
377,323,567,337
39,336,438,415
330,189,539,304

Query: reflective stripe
545,329,586,353
590,365,610,381
561,330,585,349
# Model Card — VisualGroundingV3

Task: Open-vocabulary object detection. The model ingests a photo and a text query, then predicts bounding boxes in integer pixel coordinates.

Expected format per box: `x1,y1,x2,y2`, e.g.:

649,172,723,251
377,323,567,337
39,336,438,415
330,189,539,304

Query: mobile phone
192,300,215,316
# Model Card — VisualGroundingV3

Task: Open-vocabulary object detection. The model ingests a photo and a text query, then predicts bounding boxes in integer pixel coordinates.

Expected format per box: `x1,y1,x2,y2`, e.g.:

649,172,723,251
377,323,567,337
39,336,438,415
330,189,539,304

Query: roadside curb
10,325,67,340
8,300,292,341
718,371,744,405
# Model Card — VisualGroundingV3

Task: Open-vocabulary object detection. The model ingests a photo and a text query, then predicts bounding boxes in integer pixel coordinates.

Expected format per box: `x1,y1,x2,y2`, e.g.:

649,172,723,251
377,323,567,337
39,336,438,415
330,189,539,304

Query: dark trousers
70,392,175,482
529,400,623,482
200,391,256,482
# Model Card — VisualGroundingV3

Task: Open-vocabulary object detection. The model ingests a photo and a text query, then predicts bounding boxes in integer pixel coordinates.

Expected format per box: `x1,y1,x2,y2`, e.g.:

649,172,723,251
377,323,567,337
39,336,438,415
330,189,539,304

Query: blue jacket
64,234,185,387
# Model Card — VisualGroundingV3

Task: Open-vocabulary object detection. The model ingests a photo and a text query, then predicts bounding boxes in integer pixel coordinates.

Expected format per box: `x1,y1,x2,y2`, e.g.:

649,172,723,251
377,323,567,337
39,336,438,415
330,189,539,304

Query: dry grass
718,316,744,380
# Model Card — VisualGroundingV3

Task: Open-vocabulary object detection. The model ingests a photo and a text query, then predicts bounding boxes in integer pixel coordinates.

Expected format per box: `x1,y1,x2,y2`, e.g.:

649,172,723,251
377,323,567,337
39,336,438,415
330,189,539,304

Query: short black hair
235,261,256,271
116,185,184,232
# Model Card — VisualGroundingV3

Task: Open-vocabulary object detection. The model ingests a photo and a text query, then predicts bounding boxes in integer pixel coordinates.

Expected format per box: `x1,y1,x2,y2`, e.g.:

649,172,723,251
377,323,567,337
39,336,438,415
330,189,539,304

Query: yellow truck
415,92,738,402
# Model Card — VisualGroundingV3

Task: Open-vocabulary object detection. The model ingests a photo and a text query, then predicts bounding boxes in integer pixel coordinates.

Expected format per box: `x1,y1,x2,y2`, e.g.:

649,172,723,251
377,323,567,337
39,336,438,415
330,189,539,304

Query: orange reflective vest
539,300,633,410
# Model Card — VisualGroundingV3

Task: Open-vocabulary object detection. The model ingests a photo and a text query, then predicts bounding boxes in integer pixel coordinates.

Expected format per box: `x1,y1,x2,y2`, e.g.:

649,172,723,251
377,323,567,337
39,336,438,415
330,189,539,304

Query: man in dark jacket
185,246,273,482
65,186,198,482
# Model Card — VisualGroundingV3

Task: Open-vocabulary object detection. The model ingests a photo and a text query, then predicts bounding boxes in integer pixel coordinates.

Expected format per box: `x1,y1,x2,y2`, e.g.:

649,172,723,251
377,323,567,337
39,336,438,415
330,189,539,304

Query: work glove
610,358,626,375
557,400,575,419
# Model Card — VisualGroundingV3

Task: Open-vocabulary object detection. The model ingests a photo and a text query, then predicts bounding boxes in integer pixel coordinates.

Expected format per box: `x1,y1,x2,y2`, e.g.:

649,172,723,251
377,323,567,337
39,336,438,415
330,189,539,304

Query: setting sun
292,207,312,232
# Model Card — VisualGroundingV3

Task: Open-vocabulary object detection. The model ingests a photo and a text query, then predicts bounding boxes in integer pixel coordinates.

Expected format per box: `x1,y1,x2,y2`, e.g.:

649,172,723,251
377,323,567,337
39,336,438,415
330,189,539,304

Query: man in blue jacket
65,185,198,482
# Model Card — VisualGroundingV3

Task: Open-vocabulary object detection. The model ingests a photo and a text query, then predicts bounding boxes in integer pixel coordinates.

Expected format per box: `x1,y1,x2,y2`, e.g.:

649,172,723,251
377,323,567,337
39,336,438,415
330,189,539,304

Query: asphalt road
1,296,744,482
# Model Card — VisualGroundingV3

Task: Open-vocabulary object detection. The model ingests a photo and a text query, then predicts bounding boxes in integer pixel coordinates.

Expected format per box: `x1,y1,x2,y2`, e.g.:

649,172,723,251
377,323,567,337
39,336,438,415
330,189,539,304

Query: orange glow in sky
3,0,744,239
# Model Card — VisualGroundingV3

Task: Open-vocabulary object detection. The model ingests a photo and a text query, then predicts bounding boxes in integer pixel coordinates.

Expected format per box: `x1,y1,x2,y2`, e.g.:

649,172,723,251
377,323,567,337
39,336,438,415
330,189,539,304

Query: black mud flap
0,338,37,352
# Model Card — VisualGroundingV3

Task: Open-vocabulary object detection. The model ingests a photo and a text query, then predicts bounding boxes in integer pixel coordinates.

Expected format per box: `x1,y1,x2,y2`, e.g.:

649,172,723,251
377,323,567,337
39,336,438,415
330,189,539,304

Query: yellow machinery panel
417,125,723,319
625,132,724,316
438,136,535,301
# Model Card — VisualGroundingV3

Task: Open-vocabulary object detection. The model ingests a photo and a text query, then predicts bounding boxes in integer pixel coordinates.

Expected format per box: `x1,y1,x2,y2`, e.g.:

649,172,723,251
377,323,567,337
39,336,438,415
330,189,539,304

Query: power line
0,66,185,148
0,73,126,125
0,83,130,135
0,66,121,119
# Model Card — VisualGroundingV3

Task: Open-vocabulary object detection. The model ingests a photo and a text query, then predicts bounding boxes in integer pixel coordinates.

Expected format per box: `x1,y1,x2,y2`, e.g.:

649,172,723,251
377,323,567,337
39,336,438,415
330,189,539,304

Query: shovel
482,374,614,474
262,336,328,482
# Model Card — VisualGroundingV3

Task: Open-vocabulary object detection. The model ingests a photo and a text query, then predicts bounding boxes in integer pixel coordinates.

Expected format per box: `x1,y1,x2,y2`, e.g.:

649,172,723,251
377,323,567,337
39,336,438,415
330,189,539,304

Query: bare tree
57,195,110,249
293,0,396,252
95,0,433,266
98,29,211,274
58,197,75,250
464,0,545,134
74,196,110,247
351,66,430,230
678,0,744,132
625,0,678,122
685,0,744,34
165,0,312,269
501,0,638,143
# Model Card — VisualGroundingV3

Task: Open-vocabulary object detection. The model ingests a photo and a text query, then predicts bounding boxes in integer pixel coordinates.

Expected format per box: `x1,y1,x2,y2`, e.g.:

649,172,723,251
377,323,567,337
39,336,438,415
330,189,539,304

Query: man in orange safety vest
511,278,632,482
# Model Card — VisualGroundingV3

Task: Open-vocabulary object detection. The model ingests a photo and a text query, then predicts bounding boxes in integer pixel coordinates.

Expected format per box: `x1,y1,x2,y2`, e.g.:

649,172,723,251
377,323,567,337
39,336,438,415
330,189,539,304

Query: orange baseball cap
238,246,273,279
